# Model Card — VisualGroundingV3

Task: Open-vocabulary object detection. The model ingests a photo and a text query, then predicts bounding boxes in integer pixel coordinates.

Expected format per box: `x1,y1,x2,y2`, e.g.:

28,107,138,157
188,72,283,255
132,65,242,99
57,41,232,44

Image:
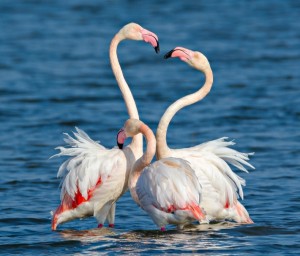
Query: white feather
51,128,127,201
136,157,202,213
171,137,254,220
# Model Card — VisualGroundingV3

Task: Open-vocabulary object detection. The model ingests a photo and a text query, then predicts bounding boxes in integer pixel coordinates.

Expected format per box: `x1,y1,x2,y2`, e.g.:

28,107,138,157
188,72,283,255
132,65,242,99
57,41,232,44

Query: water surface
1,0,300,255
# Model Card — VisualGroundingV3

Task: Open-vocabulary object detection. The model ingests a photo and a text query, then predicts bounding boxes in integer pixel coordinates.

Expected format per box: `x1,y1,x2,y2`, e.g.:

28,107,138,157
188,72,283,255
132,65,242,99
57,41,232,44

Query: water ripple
1,0,300,255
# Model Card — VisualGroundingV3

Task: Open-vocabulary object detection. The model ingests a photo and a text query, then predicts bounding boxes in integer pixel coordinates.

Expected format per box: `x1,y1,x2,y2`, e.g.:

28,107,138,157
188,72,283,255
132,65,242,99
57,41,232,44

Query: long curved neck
128,124,156,204
110,33,142,155
156,67,213,159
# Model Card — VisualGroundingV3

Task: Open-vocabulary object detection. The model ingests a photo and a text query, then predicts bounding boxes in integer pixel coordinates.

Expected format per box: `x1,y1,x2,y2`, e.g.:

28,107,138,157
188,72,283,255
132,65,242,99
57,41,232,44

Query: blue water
1,0,300,255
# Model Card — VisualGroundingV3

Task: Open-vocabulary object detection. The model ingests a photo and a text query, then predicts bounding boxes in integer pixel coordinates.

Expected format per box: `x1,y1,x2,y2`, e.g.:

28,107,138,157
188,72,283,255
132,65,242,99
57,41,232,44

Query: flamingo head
117,119,142,149
164,47,210,71
120,23,160,53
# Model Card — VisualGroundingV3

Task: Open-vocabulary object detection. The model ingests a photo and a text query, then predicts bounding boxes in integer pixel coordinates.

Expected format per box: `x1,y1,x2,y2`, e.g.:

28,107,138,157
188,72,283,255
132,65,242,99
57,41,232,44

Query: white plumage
135,158,206,229
118,119,207,230
51,22,160,230
157,47,255,224
171,137,254,223
51,128,129,230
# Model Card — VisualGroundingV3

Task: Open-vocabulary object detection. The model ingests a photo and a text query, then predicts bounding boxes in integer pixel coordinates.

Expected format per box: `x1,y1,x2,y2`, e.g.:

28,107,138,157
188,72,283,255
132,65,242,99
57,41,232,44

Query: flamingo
117,119,207,231
51,23,159,230
156,47,254,224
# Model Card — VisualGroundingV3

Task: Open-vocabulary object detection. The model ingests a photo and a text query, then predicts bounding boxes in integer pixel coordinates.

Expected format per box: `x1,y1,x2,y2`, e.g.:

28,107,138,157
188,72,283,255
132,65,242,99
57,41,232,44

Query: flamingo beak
164,49,175,59
164,47,192,62
141,29,160,53
154,42,160,54
117,142,123,149
117,129,126,149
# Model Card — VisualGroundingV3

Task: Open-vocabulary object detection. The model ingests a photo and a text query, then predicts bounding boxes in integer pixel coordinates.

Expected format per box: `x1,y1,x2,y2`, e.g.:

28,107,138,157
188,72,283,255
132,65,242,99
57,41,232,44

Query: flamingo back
135,157,205,226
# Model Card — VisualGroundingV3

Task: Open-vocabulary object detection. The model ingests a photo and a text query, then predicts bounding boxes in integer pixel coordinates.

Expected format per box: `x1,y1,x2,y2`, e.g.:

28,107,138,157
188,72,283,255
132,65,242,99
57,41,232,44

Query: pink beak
141,28,160,53
164,47,193,62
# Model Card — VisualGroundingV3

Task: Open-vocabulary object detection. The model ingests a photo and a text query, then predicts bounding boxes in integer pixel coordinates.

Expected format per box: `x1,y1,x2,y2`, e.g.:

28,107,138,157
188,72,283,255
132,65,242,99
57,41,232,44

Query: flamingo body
51,23,159,230
52,128,129,230
135,157,206,228
157,47,254,224
117,119,207,230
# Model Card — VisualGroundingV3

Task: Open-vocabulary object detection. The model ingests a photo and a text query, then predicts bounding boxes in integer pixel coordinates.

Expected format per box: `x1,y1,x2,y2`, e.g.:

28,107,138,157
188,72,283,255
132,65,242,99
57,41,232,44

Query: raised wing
52,127,126,203
172,137,254,207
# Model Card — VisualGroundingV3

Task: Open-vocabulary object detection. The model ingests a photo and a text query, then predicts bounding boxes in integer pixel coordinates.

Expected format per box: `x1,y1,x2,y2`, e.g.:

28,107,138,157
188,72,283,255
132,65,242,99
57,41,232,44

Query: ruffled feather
136,157,202,214
172,137,254,204
51,127,122,201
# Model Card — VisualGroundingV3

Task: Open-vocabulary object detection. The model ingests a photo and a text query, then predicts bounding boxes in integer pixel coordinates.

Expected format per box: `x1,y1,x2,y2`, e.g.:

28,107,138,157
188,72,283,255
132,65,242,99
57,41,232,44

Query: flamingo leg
177,224,184,230
106,203,116,227
160,226,166,231
95,202,113,228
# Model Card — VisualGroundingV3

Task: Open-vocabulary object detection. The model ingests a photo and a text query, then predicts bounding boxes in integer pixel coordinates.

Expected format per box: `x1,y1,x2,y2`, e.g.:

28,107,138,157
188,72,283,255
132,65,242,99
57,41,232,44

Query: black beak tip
154,41,160,54
164,49,174,59
117,143,123,149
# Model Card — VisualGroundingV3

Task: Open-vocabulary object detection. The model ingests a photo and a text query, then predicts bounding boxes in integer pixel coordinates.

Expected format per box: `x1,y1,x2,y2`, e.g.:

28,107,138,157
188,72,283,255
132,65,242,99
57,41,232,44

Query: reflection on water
57,222,251,254
59,228,116,243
